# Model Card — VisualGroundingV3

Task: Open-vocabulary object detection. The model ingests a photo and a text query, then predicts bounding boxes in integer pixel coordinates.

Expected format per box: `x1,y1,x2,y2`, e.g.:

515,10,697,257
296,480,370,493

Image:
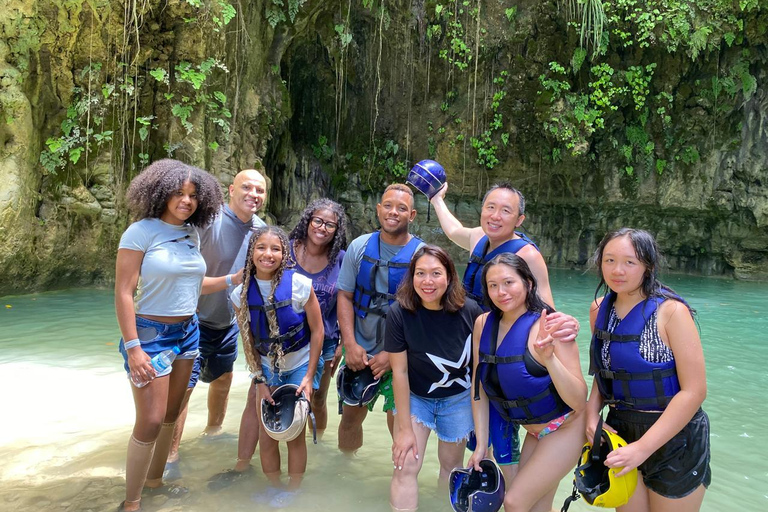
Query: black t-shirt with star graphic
385,299,484,398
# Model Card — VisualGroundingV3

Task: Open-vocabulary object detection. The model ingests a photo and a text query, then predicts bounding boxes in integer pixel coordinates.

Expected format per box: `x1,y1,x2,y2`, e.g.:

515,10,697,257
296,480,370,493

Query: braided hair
236,225,293,374
289,198,348,272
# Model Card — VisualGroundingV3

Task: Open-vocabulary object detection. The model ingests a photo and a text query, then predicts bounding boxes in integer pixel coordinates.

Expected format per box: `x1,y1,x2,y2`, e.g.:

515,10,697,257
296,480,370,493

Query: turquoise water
0,269,766,511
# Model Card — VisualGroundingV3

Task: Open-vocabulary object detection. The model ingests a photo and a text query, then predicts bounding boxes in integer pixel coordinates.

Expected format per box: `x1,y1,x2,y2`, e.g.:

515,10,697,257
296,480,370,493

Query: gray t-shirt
119,218,205,316
196,205,266,329
337,232,424,355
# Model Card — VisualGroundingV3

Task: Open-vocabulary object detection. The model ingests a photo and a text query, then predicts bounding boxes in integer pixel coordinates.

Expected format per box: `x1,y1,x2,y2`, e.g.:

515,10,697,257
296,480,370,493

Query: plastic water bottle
132,346,181,388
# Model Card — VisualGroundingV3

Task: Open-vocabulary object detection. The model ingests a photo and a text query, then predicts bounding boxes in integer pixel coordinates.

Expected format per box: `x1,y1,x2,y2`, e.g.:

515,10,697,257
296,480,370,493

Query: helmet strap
560,483,581,512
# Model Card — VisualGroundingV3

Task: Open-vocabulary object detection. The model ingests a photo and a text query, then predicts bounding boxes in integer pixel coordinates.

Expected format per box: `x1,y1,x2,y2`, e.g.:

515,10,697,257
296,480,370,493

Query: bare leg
258,414,283,487
386,409,395,437
502,416,585,512
146,359,194,484
647,482,706,512
390,419,431,511
123,378,170,512
617,473,650,512
205,371,233,434
167,387,193,463
338,404,368,453
311,362,336,435
436,437,466,490
235,381,260,472
286,424,308,490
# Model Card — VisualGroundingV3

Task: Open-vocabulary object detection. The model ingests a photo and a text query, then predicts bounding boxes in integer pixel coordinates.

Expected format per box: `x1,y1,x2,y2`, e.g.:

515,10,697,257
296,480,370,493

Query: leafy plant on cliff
542,0,762,174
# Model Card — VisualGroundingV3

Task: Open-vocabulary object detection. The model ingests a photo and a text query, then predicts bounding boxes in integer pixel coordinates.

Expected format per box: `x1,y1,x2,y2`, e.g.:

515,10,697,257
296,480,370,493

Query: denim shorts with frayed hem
119,315,200,377
188,322,240,388
395,389,474,443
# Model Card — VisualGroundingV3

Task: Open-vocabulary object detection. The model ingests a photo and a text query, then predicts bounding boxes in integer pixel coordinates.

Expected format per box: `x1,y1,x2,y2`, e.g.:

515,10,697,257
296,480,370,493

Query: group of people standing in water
115,158,710,512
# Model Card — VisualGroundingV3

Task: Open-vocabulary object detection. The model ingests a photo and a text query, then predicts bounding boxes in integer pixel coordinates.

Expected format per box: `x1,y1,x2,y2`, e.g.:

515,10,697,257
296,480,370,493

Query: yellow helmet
561,417,637,511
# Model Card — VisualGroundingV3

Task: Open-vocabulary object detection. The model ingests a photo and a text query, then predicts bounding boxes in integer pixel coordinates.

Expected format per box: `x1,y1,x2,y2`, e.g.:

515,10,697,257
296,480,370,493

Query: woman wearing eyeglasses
289,199,349,435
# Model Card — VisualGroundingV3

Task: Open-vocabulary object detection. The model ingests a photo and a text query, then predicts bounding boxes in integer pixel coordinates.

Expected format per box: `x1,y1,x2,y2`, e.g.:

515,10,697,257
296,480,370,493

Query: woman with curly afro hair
289,198,348,435
115,159,237,511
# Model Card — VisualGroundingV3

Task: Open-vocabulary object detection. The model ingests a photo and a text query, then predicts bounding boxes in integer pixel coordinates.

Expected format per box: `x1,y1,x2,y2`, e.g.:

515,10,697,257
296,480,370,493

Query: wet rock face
1,1,767,294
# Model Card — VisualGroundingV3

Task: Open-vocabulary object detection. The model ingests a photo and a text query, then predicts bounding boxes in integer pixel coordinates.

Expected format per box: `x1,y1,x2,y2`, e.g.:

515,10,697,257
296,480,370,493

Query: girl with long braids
289,199,348,436
226,225,324,502
115,159,228,511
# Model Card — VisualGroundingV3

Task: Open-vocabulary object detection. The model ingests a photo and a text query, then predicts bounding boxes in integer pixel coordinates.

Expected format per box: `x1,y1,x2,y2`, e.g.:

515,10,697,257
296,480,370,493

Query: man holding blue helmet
427,173,578,485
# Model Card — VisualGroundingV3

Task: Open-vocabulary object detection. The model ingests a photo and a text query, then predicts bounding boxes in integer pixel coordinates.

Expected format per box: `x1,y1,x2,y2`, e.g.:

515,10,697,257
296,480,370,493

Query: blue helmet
407,159,446,199
449,459,505,512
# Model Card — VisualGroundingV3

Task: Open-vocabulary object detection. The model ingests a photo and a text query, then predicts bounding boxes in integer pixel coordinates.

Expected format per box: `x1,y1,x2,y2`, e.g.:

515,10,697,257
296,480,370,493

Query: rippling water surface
0,269,765,511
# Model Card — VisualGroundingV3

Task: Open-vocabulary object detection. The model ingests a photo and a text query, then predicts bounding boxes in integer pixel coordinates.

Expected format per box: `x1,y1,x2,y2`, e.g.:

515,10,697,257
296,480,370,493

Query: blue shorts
466,406,521,465
397,390,474,443
119,315,200,378
261,359,323,390
188,322,239,388
321,338,339,363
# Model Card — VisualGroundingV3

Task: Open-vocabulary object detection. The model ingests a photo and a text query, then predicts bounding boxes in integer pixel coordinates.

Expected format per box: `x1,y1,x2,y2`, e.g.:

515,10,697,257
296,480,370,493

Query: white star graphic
426,333,472,394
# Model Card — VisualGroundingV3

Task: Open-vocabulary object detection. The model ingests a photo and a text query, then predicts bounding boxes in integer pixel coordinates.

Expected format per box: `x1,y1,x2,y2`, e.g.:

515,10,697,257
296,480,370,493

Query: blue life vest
247,269,309,357
591,292,681,411
475,311,570,425
462,234,538,306
352,232,423,318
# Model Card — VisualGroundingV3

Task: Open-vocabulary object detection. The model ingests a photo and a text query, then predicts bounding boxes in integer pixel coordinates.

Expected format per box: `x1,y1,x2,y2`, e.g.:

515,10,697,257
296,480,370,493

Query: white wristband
226,274,233,286
124,338,141,350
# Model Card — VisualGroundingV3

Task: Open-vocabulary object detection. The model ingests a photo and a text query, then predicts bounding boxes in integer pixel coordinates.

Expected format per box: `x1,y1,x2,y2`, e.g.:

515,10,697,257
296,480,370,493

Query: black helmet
336,364,380,413
449,459,505,512
260,384,317,444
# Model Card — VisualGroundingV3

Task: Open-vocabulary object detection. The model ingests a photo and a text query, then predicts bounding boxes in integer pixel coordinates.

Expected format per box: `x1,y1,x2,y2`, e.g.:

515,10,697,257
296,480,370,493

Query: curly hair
481,253,554,315
396,245,466,313
125,159,223,227
236,225,293,374
289,198,348,272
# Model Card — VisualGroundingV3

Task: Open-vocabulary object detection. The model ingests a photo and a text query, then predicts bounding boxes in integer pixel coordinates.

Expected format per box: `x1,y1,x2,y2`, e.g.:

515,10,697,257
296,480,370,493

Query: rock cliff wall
1,0,766,295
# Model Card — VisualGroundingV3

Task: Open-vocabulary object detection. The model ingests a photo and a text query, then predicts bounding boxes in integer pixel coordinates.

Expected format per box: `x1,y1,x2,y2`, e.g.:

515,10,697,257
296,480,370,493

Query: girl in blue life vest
469,253,587,512
231,226,324,502
586,229,710,512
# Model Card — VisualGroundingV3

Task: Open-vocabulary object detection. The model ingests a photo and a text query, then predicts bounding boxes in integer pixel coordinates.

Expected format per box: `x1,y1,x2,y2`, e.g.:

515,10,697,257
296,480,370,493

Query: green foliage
470,71,509,169
266,0,307,28
505,7,518,23
312,135,334,161
335,24,353,47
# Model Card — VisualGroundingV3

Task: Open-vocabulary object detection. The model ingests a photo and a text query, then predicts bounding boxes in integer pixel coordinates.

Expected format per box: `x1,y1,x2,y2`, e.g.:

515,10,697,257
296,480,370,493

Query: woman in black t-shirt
385,245,483,511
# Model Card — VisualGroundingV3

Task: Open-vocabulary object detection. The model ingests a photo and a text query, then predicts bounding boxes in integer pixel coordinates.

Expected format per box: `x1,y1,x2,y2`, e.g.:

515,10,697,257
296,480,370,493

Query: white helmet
260,384,317,443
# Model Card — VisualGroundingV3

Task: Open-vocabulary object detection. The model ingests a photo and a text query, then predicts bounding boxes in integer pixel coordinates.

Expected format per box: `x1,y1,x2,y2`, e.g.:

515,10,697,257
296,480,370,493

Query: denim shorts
466,406,521,465
188,322,240,388
119,315,200,377
321,338,339,363
261,359,323,390
397,389,474,443
608,407,711,498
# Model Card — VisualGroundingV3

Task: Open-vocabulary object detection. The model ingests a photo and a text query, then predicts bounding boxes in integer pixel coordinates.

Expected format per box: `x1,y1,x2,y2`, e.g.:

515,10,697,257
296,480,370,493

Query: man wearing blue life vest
430,181,577,485
430,182,553,306
336,184,425,453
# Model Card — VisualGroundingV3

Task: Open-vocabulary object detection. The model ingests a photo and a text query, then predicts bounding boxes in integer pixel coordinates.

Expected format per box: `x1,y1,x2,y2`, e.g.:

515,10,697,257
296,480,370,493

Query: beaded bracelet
124,338,141,350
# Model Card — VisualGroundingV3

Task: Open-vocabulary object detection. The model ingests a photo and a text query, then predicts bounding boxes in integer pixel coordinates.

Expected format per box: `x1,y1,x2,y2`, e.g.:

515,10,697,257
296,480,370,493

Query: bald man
166,170,268,477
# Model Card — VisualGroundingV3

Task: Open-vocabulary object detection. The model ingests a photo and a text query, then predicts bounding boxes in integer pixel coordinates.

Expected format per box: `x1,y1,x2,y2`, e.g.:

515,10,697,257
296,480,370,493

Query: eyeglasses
310,217,338,232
